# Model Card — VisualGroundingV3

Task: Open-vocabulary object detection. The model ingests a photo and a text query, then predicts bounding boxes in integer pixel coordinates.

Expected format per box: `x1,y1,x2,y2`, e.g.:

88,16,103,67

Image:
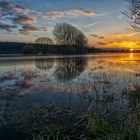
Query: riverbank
0,52,134,61
0,42,130,55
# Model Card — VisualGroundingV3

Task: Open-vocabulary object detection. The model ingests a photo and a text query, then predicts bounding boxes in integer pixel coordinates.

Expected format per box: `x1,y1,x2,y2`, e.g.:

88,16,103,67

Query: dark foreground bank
0,86,140,140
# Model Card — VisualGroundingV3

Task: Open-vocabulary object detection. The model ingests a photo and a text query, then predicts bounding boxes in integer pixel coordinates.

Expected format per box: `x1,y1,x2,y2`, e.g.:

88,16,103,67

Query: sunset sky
0,0,140,49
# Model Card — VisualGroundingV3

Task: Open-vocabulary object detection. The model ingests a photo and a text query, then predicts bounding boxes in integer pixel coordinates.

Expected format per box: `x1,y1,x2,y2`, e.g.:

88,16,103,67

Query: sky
0,0,140,49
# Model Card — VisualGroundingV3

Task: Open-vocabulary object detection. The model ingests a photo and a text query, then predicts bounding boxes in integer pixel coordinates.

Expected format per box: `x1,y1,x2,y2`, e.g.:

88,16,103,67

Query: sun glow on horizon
104,41,140,49
130,48,134,52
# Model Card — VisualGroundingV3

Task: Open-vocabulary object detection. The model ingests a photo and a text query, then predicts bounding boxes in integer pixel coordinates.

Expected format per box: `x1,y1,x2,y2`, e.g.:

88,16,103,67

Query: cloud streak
90,34,104,39
19,25,49,34
20,25,41,34
83,22,102,28
39,8,95,20
65,8,95,16
41,11,65,19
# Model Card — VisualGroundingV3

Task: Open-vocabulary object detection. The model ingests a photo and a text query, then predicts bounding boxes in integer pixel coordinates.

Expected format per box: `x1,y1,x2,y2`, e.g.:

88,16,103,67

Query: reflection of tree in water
54,58,87,82
35,59,55,70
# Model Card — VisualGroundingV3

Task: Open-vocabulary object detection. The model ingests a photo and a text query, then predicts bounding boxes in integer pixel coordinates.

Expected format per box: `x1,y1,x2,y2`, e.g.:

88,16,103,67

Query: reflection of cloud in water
54,58,87,82
35,59,55,70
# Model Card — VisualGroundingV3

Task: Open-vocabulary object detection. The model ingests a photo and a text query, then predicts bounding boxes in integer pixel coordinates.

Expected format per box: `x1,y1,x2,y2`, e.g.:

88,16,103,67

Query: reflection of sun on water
129,48,134,61
130,53,133,60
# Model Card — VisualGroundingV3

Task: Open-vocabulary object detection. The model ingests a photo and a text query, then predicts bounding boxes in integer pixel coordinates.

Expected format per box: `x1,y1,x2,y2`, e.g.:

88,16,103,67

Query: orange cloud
12,15,36,25
88,31,140,49
20,25,41,34
105,41,140,49
42,11,65,19
20,25,49,34
65,8,95,16
43,27,48,32
40,8,95,19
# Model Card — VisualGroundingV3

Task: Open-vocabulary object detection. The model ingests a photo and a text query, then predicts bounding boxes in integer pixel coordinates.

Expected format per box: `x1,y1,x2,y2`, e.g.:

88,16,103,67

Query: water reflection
34,58,87,82
1,54,140,139
54,58,87,82
130,53,133,60
35,59,55,70
1,53,140,115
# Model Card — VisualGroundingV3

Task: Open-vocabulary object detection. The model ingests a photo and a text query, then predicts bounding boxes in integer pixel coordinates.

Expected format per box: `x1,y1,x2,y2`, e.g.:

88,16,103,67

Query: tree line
23,23,88,55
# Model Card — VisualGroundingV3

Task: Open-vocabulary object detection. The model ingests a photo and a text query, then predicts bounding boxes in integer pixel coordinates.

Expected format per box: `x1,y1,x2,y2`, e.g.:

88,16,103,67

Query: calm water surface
0,53,140,111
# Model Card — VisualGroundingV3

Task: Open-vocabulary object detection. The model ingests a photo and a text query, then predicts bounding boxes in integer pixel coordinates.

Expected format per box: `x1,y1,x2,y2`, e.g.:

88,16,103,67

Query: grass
0,76,140,140
4,85,138,140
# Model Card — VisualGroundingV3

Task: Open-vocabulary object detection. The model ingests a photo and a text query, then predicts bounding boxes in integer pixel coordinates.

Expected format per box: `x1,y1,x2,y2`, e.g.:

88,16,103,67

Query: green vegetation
0,87,139,140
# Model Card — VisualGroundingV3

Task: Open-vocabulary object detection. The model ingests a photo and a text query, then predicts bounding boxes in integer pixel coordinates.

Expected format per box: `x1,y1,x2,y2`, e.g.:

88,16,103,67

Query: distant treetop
35,37,54,45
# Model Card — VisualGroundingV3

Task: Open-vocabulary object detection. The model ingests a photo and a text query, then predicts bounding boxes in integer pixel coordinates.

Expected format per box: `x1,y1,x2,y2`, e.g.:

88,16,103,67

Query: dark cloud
14,5,29,14
90,34,98,37
0,1,95,19
20,25,41,34
0,0,36,33
98,36,104,39
90,34,104,39
19,25,49,34
0,22,17,32
0,0,29,18
12,15,36,25
0,1,95,35
0,0,14,17
97,42,107,45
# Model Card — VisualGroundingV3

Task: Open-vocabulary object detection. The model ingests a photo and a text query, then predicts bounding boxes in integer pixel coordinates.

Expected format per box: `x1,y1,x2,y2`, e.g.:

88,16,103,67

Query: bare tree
35,37,54,45
53,23,87,46
123,0,140,32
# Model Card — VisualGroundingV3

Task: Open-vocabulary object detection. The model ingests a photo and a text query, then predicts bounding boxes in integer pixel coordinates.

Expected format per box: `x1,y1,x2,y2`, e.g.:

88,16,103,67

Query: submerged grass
0,84,140,140
26,87,140,139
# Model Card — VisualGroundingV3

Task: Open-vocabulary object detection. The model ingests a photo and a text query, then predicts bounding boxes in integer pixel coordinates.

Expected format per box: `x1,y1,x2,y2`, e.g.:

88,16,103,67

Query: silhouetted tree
35,37,54,44
35,37,54,54
53,23,87,46
123,0,140,32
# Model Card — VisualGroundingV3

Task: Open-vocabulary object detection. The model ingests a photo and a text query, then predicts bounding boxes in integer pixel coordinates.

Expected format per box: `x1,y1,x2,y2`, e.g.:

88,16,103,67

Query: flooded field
0,53,140,139
0,53,140,105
